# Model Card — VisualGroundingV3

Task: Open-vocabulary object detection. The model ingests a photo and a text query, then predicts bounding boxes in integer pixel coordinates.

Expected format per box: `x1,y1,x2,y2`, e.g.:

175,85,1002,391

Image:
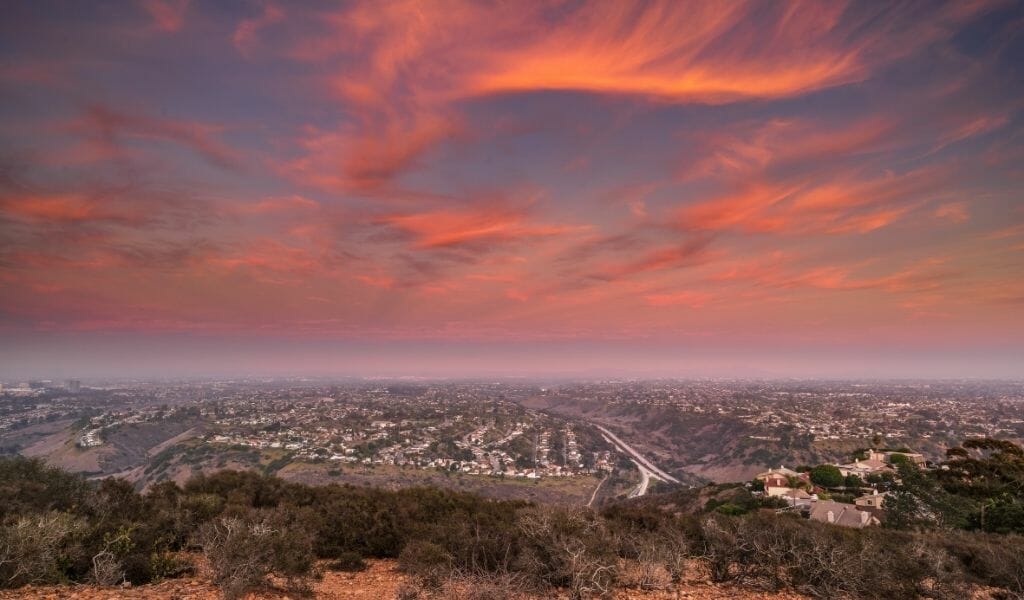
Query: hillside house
869,449,926,467
837,458,891,478
757,465,810,497
808,500,879,528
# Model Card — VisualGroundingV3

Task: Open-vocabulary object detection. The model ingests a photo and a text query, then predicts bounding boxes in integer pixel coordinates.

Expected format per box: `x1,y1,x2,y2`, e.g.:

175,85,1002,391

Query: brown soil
0,560,808,600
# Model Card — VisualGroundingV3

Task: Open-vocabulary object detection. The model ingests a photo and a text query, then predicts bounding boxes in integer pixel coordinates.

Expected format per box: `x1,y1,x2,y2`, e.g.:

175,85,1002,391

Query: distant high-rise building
65,379,81,393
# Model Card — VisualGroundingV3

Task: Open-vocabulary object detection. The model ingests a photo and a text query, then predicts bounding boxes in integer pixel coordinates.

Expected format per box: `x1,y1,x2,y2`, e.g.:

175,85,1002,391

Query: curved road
595,424,679,497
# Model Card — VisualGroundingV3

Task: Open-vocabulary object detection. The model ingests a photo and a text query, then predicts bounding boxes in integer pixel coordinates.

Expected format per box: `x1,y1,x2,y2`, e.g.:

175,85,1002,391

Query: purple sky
1,1,1023,378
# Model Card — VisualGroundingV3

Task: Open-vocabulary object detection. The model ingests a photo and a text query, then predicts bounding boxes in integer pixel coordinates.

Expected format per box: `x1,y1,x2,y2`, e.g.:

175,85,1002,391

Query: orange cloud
282,0,985,193
206,240,320,278
790,259,955,294
468,3,864,102
679,117,894,181
593,238,712,281
355,274,394,289
677,168,943,235
0,193,144,224
379,206,585,249
324,1,976,104
283,117,453,193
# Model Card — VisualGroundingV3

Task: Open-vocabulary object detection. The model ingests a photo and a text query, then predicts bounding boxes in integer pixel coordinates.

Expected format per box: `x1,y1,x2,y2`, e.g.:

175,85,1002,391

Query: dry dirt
0,560,808,600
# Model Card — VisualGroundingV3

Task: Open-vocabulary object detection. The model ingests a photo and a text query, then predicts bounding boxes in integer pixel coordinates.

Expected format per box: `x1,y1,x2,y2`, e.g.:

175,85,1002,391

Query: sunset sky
1,1,1023,378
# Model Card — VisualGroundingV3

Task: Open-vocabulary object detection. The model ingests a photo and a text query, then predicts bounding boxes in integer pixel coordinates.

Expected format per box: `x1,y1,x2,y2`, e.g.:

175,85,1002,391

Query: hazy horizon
2,332,1022,381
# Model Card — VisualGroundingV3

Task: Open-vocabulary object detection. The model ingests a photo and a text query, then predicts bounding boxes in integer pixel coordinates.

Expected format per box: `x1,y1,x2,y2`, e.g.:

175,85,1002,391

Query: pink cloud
73,105,241,170
141,0,190,32
233,3,284,57
378,206,587,249
644,291,712,307
933,202,970,223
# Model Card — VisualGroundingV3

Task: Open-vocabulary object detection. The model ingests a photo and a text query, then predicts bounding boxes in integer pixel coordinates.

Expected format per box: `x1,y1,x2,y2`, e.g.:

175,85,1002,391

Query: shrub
0,458,89,520
327,551,367,572
434,571,533,600
515,506,617,599
616,550,672,591
148,550,194,581
696,514,746,583
940,530,1024,596
785,523,872,598
398,540,451,588
0,512,86,588
395,581,424,600
198,510,316,599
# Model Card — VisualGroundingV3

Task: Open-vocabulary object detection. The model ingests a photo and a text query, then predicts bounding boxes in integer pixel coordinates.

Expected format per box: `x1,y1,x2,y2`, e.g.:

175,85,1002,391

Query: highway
594,424,680,484
595,424,679,498
629,462,653,498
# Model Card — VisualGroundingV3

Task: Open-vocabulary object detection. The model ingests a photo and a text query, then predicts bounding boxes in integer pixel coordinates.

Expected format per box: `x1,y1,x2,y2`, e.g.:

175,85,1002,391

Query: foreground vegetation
1,438,1022,599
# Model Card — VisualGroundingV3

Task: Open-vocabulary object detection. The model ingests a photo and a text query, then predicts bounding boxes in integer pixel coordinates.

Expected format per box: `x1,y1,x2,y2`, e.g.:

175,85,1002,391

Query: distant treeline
0,438,1022,599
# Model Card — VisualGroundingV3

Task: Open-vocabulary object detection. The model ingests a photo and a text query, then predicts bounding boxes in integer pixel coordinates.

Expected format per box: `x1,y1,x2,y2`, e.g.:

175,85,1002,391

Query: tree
809,465,843,489
889,453,911,466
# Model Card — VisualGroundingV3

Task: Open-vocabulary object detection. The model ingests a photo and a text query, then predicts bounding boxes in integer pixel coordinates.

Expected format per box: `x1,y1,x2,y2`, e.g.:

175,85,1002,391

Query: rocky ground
0,560,810,600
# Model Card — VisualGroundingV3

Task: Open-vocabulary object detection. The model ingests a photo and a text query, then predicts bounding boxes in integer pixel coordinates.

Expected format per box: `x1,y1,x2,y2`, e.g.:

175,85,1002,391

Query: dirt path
586,474,608,507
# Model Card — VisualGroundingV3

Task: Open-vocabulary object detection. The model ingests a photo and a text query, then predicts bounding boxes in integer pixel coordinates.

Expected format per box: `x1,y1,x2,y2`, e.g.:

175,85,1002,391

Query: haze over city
2,1,1023,378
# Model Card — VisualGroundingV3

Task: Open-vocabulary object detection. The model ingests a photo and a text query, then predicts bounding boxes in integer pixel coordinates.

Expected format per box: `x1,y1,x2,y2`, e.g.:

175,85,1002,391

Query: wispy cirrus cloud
0,192,146,225
70,105,242,171
377,205,588,250
277,0,996,193
1,0,1022,363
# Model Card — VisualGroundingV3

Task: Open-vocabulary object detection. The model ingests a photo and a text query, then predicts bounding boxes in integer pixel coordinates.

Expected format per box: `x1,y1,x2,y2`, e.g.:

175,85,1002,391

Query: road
594,424,680,484
629,463,653,498
586,474,608,507
600,433,657,498
596,425,680,498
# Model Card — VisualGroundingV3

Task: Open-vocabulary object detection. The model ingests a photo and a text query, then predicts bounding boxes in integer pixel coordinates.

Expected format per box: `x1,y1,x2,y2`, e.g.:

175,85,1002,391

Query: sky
1,1,1023,379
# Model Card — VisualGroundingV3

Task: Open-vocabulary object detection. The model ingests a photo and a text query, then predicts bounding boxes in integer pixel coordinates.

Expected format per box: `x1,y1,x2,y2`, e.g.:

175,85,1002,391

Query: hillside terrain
521,381,1023,483
0,559,815,600
2,440,1023,600
5,381,1021,497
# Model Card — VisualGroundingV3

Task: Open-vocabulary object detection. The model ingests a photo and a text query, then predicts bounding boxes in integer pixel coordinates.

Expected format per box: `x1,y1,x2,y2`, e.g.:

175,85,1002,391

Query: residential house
808,500,879,528
756,465,810,498
868,449,926,467
837,458,891,479
854,489,888,521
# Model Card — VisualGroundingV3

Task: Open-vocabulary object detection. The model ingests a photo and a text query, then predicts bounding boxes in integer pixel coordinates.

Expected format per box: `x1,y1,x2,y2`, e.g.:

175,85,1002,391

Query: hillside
0,559,814,600
521,392,977,484
2,443,1023,600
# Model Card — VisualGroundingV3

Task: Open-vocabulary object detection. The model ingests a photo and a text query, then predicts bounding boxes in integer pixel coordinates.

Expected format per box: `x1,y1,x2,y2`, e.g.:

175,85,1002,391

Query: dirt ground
0,559,811,600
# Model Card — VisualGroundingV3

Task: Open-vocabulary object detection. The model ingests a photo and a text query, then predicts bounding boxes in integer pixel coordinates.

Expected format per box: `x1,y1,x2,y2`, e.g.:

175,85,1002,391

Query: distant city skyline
1,2,1022,378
